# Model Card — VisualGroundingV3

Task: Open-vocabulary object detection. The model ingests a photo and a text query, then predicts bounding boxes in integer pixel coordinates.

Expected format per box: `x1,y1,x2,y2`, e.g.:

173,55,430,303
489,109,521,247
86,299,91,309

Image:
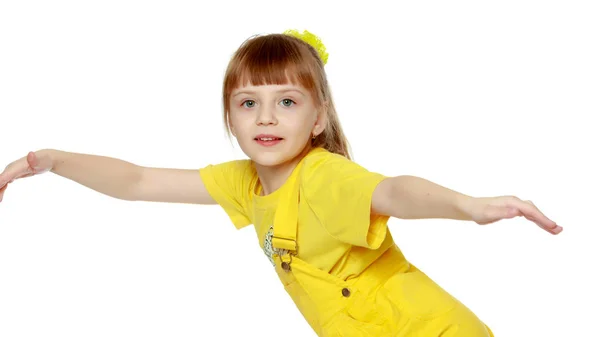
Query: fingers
0,170,34,203
0,152,33,190
510,198,562,235
0,151,46,203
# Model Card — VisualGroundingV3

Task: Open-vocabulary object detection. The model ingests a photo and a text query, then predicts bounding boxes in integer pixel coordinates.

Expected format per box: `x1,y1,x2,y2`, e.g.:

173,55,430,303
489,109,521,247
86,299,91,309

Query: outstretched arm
371,175,562,235
0,149,217,205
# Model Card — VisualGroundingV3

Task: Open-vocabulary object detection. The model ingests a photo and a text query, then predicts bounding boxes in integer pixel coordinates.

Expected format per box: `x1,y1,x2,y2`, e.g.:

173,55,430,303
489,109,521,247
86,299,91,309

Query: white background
1,1,598,336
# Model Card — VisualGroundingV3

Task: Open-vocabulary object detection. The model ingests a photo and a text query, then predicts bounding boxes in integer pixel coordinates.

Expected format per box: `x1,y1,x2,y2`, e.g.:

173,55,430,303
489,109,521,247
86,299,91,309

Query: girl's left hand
468,196,562,235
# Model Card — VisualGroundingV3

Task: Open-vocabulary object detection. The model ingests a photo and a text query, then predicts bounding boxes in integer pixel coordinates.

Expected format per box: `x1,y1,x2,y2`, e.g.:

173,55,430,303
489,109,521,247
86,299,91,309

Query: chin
240,141,307,168
248,151,293,168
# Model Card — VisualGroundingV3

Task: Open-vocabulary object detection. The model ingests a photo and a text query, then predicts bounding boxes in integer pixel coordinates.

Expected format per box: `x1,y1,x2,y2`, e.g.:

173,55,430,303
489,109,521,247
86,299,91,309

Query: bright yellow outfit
200,147,494,336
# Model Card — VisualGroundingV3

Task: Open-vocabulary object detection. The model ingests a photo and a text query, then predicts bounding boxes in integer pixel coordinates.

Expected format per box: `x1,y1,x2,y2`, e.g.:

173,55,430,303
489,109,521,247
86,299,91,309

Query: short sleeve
199,160,254,229
301,152,390,249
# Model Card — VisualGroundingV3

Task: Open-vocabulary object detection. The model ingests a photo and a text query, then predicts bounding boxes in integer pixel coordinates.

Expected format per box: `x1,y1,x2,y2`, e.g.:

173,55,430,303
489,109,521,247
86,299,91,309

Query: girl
0,30,561,336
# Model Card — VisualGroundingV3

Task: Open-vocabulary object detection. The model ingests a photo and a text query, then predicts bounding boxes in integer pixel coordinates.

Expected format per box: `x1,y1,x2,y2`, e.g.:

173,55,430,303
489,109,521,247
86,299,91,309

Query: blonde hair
222,33,352,160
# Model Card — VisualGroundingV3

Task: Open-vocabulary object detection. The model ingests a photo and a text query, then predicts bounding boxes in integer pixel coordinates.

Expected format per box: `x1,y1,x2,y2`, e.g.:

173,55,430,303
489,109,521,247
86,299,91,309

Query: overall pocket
380,265,459,321
275,253,389,336
321,291,391,337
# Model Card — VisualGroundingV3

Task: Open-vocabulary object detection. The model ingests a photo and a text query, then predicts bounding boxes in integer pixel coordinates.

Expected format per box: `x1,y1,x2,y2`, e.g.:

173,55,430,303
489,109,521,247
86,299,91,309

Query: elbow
121,165,145,201
371,177,401,218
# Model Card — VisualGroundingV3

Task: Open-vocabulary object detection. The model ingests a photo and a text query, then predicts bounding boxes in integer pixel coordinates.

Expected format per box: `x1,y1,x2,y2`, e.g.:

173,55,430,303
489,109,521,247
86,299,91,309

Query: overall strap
271,161,304,254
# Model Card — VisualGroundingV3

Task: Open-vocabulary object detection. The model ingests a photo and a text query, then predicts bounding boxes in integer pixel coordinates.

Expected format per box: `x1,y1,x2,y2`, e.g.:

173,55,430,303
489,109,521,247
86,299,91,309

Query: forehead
231,83,309,97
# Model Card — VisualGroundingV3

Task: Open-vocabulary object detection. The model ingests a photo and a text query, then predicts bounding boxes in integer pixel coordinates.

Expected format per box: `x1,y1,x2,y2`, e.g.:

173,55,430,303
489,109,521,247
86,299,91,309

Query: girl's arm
372,175,561,234
371,175,472,221
47,149,217,204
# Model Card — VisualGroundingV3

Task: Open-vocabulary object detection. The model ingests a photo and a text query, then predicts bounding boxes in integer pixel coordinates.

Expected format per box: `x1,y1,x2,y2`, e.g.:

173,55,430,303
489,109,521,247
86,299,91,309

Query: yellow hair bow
283,29,329,65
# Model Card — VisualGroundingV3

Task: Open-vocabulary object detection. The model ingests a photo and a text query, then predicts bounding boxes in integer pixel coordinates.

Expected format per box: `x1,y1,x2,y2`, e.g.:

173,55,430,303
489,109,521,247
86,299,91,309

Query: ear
313,101,329,136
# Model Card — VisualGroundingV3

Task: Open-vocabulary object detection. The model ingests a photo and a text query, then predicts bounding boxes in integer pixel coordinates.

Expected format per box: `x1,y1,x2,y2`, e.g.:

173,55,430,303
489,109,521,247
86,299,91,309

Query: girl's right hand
0,150,54,202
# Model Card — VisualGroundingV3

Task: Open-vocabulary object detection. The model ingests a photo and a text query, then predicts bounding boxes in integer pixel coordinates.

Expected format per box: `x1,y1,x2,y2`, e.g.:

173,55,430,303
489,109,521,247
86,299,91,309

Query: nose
255,105,278,126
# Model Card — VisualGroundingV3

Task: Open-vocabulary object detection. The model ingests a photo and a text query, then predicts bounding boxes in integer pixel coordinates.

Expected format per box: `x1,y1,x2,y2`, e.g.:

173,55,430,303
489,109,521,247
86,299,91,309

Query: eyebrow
232,88,306,98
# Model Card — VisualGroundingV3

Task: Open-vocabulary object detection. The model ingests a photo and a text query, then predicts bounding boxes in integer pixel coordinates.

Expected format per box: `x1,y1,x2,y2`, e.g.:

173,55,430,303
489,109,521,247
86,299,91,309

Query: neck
254,144,313,196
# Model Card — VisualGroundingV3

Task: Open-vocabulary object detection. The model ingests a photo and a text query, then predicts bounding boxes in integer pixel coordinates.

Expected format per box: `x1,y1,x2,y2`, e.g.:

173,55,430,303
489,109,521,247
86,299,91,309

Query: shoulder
200,159,256,180
300,148,354,176
198,159,256,229
199,158,257,201
298,148,391,249
300,148,385,185
300,148,388,201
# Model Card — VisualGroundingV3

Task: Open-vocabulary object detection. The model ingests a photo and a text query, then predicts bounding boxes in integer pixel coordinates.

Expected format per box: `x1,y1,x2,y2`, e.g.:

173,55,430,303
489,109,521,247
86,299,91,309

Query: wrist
455,194,475,221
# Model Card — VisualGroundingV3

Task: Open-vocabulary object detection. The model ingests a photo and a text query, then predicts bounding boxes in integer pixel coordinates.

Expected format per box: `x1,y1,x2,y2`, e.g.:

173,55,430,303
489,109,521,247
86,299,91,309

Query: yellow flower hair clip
283,29,329,65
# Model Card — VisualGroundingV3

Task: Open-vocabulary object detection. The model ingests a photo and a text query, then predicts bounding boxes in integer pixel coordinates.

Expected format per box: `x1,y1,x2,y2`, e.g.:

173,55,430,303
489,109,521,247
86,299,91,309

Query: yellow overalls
269,160,495,336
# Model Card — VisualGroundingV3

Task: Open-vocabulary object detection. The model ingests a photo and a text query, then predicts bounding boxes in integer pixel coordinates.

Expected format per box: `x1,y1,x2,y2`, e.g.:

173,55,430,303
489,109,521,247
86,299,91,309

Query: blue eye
242,100,256,108
281,99,295,107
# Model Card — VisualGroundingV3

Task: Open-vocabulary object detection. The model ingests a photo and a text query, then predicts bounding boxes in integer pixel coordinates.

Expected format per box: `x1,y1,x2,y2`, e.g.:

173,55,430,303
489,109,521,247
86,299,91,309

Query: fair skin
0,83,561,234
228,82,327,195
372,176,562,233
227,83,561,234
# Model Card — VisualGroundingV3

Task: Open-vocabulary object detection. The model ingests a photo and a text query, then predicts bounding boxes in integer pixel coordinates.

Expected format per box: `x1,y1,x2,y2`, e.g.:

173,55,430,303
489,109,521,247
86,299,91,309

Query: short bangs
223,34,325,113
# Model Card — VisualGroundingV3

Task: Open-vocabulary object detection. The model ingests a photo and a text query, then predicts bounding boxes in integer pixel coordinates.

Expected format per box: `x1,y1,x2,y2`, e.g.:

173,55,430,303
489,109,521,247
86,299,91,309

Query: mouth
254,135,283,146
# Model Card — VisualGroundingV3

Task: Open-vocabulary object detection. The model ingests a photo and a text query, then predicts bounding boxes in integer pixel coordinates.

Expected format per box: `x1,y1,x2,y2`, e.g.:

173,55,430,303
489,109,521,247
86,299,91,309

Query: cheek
229,113,251,131
292,115,317,133
281,121,314,142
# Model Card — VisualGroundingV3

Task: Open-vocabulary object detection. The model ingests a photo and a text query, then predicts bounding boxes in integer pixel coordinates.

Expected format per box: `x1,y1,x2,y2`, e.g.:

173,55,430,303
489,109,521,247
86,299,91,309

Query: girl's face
229,83,326,168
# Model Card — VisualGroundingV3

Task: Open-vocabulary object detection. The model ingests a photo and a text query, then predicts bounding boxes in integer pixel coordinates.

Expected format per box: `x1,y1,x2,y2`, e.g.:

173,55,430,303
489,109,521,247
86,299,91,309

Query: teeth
259,138,278,141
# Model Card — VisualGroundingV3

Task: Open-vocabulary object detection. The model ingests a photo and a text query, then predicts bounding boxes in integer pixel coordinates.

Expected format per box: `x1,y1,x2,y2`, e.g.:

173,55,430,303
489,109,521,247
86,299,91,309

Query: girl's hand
468,196,562,235
0,150,54,203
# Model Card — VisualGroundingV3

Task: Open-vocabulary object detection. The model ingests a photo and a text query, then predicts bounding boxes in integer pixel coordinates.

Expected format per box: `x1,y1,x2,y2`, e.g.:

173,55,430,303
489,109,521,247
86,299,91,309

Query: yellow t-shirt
199,147,395,280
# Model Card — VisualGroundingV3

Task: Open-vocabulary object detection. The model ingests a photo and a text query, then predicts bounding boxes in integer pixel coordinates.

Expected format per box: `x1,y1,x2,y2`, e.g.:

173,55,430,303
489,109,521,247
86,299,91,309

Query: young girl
0,29,561,336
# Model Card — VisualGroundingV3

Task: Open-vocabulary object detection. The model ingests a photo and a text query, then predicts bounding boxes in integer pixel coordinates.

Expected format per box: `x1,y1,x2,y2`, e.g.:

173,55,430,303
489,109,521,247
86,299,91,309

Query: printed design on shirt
263,225,290,267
